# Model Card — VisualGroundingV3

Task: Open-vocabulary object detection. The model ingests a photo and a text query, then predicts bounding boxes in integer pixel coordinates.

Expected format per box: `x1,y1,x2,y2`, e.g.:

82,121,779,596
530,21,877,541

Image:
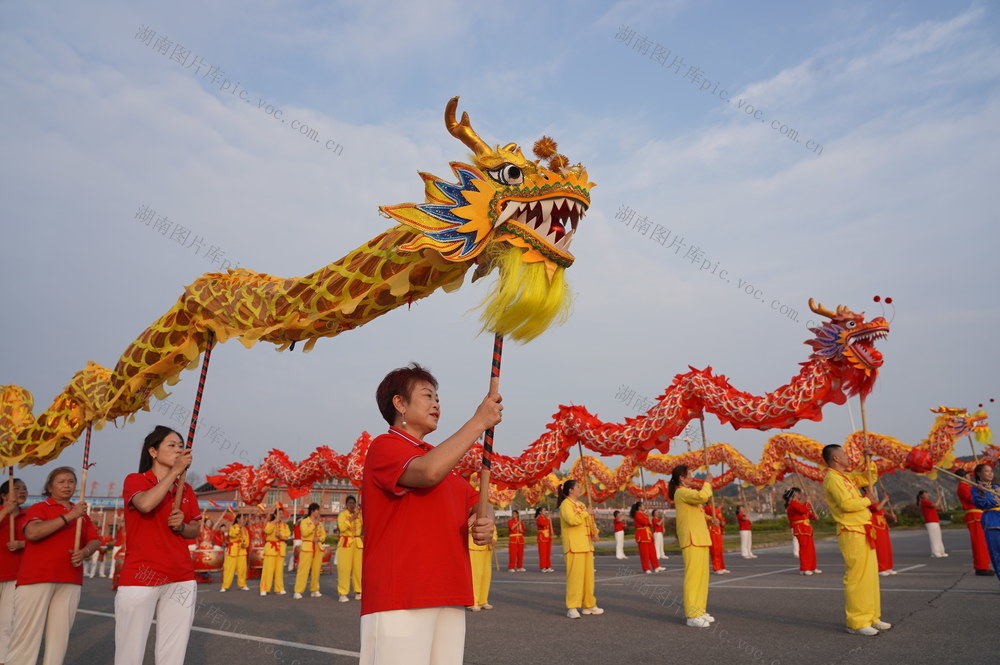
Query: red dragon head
805,299,889,398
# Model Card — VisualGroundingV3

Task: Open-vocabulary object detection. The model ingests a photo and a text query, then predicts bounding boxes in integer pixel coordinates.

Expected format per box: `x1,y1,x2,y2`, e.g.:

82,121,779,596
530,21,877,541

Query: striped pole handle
476,333,504,519
173,331,217,512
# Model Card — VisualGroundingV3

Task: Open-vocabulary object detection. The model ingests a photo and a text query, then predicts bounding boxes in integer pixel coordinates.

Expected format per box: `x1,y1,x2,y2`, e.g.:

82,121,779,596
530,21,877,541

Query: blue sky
2,0,998,497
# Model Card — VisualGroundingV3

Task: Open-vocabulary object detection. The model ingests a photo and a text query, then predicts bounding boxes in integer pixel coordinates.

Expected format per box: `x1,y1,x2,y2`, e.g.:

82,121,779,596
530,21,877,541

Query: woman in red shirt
6,466,99,665
361,363,501,665
535,508,553,572
507,510,526,572
631,501,662,573
0,477,29,664
115,425,202,665
784,487,821,575
917,490,948,558
652,509,668,562
613,510,627,560
737,505,756,559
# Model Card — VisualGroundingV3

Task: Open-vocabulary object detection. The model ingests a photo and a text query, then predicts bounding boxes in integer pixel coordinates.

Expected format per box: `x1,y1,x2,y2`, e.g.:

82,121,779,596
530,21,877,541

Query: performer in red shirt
736,505,757,559
535,507,553,572
361,363,500,665
0,477,29,664
631,501,662,573
860,487,897,576
956,470,993,575
652,509,668,562
6,467,100,665
917,490,948,558
785,487,821,575
507,510,526,572
705,504,730,574
613,510,627,560
114,425,202,665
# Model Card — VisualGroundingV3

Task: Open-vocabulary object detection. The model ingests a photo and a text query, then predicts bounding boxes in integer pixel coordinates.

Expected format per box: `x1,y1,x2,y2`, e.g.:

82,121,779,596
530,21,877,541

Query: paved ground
67,527,997,664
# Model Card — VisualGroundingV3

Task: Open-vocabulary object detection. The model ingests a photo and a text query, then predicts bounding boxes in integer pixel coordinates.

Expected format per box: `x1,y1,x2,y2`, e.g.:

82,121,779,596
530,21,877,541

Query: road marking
710,566,800,585
890,564,927,573
708,585,996,594
77,609,361,658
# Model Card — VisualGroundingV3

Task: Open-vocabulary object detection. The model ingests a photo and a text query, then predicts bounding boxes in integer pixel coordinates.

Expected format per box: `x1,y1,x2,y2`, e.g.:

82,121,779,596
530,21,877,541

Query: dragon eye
487,164,523,186
845,320,857,329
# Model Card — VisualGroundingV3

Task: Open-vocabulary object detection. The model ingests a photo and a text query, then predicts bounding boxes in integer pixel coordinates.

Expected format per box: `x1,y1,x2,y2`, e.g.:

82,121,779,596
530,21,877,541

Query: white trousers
86,551,108,578
792,530,800,558
0,580,16,662
115,582,197,665
614,531,626,559
6,583,81,665
740,531,753,558
360,607,465,665
925,522,947,557
654,532,667,560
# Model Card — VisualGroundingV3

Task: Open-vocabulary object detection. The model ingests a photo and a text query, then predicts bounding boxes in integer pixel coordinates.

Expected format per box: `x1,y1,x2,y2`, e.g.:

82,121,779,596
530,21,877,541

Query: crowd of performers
0,365,997,664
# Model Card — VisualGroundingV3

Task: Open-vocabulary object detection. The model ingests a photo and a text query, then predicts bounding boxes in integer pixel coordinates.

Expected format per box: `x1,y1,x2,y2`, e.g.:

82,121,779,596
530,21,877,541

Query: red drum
192,548,223,572
320,543,333,565
248,546,265,570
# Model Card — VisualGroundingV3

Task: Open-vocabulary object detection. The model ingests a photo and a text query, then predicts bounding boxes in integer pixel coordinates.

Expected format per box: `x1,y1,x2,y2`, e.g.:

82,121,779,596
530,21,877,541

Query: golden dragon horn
808,298,837,319
445,96,491,158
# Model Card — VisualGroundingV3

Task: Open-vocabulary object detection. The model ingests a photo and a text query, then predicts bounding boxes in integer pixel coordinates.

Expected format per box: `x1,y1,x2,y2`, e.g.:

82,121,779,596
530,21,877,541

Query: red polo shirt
361,427,477,616
737,513,752,531
0,513,30,581
920,498,939,524
17,499,99,586
119,471,202,586
614,518,625,533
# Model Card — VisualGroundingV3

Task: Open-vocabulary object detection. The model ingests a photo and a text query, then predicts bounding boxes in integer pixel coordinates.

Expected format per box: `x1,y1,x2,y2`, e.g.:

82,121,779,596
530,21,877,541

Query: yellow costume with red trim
221,523,250,590
336,510,363,597
468,530,498,607
260,520,291,593
676,483,712,618
560,497,596,610
294,516,326,594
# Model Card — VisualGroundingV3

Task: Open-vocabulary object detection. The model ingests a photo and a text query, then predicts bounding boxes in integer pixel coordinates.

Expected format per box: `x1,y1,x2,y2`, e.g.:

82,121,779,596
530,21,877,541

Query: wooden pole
7,467,14,542
173,331,217,512
577,442,592,506
700,417,717,515
860,397,878,501
74,424,94,555
476,334,504,519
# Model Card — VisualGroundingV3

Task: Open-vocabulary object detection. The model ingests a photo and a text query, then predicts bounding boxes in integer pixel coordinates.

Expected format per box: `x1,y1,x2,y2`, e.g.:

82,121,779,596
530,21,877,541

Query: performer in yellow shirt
220,514,250,591
467,523,498,611
558,480,603,619
822,444,891,636
336,495,363,602
294,503,327,599
260,509,291,595
668,465,714,628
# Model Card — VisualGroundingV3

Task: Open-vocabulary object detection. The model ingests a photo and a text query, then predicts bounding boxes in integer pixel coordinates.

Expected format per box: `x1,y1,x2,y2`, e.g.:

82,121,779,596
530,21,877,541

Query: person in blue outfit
970,463,1000,582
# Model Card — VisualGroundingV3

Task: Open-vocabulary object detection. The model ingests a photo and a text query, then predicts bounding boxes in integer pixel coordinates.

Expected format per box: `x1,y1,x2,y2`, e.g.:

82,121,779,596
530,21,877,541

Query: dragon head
380,97,594,341
805,298,889,398
931,406,991,444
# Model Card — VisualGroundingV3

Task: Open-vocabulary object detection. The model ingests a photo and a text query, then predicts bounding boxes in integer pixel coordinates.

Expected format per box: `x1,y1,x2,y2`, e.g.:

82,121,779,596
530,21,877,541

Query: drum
248,546,265,570
192,547,224,572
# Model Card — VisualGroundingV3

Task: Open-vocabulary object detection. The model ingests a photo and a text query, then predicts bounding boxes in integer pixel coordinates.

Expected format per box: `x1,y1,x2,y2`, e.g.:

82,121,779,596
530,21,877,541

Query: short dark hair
307,502,321,515
345,495,357,504
821,444,841,466
375,363,439,426
0,478,23,500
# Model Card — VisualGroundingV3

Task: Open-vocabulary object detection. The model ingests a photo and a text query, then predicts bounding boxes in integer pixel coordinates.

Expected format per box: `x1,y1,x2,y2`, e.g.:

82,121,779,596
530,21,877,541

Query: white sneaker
802,571,814,576
518,568,526,572
293,593,302,599
879,571,891,577
482,603,494,610
240,586,249,591
469,605,482,612
567,608,581,619
813,569,822,574
219,588,226,593
339,595,350,603
508,569,516,573
889,569,898,575
721,569,731,574
847,626,879,636
260,591,267,596
311,591,322,598
355,593,362,600
581,606,604,615
686,617,710,628
645,570,653,574
654,567,665,572
872,621,892,631
278,590,287,595
700,613,715,622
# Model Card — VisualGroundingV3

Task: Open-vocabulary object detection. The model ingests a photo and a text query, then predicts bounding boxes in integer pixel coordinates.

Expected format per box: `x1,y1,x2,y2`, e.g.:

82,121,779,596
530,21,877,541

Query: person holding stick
293,503,326,599
705,503,730,575
335,496,362,602
507,509,526,572
261,509,291,596
860,487,896,576
7,467,100,665
917,489,948,558
668,464,714,628
970,463,1000,582
535,507,554,572
630,501,661,574
360,363,500,665
784,488,821,576
113,426,202,665
0,477,29,664
955,469,993,576
822,444,890,636
558,479,602,619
